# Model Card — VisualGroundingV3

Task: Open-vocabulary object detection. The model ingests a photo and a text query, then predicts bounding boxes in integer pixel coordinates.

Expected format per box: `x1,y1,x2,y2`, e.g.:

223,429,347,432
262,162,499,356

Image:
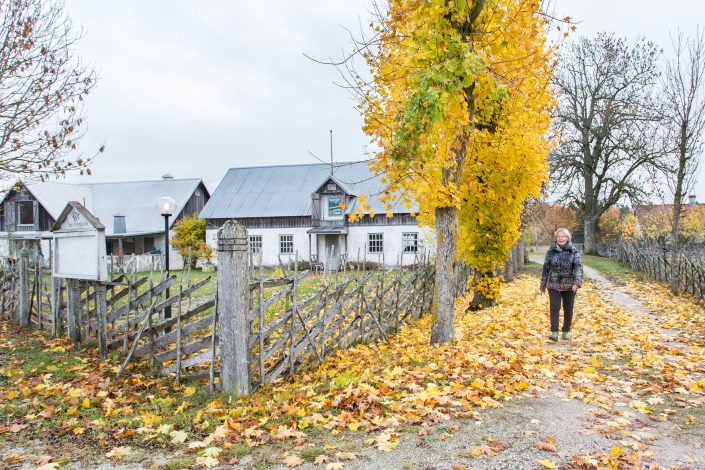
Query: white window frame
279,234,294,254
367,233,383,253
402,232,418,253
249,235,262,254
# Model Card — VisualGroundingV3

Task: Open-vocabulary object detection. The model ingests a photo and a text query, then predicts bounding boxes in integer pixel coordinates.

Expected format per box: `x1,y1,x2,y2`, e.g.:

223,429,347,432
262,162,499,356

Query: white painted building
201,162,434,268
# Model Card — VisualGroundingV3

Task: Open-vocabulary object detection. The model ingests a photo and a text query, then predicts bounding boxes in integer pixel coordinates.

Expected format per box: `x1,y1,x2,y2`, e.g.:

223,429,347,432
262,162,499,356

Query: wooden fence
600,242,705,301
0,221,529,396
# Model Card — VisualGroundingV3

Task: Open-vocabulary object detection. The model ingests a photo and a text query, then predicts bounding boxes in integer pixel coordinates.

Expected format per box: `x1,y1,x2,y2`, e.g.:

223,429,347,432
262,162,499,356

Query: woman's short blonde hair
554,228,571,241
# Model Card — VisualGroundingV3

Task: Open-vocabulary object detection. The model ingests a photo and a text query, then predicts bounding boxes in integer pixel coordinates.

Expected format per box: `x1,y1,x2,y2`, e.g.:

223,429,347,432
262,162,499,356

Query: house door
324,235,339,271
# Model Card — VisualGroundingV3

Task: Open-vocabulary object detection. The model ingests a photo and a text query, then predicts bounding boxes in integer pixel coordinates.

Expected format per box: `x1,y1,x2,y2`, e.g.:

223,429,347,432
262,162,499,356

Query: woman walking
540,228,583,342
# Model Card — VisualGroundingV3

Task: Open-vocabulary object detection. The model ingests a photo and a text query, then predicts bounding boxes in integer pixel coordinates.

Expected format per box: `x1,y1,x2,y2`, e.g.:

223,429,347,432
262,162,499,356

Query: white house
199,161,434,267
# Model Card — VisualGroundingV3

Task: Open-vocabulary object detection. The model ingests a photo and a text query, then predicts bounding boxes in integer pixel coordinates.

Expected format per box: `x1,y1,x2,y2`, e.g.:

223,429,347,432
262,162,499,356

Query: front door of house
324,235,339,272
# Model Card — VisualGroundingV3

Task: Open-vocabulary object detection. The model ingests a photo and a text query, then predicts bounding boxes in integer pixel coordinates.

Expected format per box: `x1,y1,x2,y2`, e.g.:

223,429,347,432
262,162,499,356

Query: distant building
0,177,209,263
200,162,432,267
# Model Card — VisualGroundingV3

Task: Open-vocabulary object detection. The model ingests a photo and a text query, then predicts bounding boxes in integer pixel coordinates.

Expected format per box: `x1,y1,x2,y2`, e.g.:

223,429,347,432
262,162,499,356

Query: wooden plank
154,335,212,364
107,276,177,323
162,346,220,375
133,314,214,358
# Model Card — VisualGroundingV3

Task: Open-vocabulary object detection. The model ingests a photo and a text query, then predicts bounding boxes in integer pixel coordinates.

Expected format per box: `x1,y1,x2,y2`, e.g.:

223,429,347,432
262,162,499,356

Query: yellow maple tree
359,0,554,341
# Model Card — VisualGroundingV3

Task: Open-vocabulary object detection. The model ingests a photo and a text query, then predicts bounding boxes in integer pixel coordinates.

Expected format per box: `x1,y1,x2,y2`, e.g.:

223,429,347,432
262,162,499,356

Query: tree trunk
430,205,457,345
467,270,496,311
670,125,688,294
583,216,598,254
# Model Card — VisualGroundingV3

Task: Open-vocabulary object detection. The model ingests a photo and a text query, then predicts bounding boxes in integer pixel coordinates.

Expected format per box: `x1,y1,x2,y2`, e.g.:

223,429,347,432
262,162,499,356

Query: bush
171,216,212,268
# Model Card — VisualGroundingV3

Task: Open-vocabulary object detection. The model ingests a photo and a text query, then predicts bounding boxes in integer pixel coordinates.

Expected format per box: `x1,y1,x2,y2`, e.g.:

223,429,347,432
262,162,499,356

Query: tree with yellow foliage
357,0,555,343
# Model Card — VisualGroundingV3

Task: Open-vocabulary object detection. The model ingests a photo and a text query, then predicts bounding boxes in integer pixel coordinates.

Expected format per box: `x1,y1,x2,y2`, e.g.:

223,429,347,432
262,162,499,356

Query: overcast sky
59,0,705,201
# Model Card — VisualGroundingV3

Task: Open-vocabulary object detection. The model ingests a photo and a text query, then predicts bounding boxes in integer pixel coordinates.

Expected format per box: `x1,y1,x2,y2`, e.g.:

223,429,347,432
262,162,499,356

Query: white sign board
52,203,108,281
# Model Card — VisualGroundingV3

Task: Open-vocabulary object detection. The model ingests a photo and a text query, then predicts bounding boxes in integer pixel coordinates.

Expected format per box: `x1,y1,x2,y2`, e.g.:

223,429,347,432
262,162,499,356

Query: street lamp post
157,196,177,320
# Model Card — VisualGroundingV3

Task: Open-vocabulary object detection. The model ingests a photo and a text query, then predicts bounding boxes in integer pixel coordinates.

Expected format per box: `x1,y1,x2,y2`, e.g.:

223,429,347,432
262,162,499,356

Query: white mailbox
51,201,108,281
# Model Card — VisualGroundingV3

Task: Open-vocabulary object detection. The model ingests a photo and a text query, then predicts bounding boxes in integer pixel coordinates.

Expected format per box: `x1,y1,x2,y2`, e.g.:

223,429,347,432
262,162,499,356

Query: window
328,196,343,217
17,201,34,226
368,233,383,253
143,237,155,253
402,232,418,253
249,235,262,254
279,234,293,254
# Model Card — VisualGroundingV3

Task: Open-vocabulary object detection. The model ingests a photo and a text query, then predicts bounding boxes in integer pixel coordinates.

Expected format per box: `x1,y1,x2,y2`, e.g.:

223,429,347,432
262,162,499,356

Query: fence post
67,278,82,348
52,277,63,337
96,282,108,359
217,220,251,396
18,247,29,326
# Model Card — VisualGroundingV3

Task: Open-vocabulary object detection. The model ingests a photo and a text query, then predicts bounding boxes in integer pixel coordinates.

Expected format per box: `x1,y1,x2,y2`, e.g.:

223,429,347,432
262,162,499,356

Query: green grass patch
581,254,636,282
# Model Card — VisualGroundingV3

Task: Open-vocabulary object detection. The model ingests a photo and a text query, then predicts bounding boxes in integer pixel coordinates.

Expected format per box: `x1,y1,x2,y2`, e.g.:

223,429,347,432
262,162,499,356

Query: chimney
162,173,174,180
688,195,697,207
113,214,126,234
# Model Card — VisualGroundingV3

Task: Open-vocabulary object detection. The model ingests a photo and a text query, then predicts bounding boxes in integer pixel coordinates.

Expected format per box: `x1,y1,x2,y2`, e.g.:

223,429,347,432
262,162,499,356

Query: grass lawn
581,254,639,283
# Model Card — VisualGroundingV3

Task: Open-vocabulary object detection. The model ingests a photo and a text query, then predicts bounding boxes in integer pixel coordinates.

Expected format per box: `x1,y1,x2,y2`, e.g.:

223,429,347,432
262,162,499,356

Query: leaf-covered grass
2,271,705,468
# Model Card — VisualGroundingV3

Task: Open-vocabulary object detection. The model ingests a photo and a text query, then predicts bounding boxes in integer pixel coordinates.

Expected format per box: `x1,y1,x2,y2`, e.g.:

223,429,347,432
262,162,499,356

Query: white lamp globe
156,196,177,216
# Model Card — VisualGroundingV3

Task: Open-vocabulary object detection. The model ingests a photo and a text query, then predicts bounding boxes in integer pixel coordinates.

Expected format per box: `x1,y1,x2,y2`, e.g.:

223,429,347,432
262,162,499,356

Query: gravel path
262,256,705,470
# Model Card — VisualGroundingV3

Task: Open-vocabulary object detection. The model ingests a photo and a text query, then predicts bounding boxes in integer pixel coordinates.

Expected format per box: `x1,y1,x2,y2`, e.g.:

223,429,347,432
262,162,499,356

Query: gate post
217,220,251,395
18,247,29,326
67,278,82,348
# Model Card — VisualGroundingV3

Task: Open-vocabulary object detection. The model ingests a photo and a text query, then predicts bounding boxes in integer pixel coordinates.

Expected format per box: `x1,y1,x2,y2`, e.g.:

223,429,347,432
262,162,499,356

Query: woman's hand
540,287,546,295
572,284,578,292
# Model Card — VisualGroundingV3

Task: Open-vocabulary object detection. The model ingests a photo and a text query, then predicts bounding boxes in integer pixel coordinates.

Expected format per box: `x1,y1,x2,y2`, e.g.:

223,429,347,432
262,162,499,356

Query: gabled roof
200,161,415,219
26,182,92,220
86,178,203,235
51,201,105,231
3,178,207,236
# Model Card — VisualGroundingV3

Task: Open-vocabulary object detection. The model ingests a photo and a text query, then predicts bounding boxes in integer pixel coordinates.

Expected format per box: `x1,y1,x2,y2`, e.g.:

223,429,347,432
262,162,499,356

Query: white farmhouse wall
347,225,434,266
207,224,435,267
207,227,313,266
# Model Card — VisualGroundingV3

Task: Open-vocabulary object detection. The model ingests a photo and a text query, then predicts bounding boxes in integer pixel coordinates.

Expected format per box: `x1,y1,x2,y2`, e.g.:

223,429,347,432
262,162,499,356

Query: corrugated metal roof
26,182,92,220
25,178,203,236
86,179,202,236
200,161,416,219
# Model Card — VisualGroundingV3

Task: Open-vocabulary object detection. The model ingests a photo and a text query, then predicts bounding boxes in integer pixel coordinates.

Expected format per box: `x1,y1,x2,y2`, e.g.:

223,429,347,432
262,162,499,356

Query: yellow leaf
336,452,357,461
282,455,305,467
81,398,91,409
183,386,196,398
537,459,556,469
106,446,131,460
326,463,345,470
5,390,18,400
170,430,188,444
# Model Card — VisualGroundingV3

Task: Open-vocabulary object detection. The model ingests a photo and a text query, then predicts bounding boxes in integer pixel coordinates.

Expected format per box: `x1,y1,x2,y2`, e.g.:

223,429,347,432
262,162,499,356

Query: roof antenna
329,129,333,176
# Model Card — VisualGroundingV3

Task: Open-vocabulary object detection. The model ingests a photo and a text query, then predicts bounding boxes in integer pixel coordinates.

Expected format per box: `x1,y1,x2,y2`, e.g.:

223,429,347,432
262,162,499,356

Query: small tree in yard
171,216,211,268
0,0,102,181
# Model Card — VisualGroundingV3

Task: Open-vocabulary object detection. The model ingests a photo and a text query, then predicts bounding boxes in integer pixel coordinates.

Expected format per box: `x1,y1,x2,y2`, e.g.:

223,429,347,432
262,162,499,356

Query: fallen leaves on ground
1,272,704,468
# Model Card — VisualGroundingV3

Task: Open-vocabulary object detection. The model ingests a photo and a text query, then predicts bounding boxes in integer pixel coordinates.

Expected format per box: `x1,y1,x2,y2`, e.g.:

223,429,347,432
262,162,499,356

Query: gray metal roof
24,178,204,236
26,182,92,219
200,161,416,219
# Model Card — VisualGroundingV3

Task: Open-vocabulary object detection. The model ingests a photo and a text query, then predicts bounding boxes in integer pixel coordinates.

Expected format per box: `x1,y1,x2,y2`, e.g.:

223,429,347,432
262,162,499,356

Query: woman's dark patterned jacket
540,242,583,291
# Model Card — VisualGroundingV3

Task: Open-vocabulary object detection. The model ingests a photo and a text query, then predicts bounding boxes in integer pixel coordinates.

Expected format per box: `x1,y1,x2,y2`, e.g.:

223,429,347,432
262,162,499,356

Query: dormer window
326,182,337,192
328,196,343,217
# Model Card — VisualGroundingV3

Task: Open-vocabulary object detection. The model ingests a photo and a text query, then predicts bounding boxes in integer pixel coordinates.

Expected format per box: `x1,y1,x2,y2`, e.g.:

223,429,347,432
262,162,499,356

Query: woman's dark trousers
548,289,576,332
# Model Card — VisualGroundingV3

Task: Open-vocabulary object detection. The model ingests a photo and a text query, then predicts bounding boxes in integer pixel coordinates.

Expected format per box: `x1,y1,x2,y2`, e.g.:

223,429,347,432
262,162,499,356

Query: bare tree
661,29,705,294
550,33,665,253
0,0,101,181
